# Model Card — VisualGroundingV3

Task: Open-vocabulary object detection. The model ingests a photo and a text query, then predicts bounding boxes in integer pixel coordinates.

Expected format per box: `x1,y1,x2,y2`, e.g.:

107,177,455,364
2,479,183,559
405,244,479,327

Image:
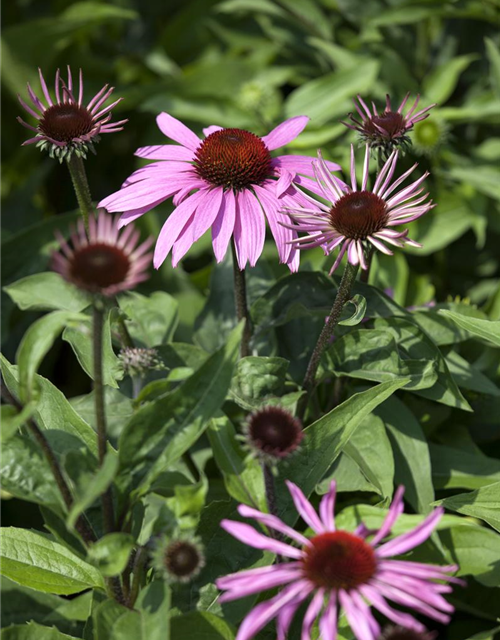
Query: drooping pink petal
339,590,376,640
277,593,308,640
234,189,266,268
218,566,302,602
360,585,427,632
262,116,309,151
153,189,207,268
319,481,336,532
156,112,201,151
192,186,224,241
319,593,337,640
253,184,291,264
370,485,405,546
212,190,236,263
301,589,324,640
238,504,310,547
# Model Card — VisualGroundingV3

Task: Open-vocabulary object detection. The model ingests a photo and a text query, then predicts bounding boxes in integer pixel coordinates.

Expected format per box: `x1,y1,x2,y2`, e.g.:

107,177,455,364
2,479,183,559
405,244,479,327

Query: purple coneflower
99,113,341,271
17,66,127,160
245,406,303,462
342,94,436,155
52,211,152,297
217,482,463,640
284,145,433,273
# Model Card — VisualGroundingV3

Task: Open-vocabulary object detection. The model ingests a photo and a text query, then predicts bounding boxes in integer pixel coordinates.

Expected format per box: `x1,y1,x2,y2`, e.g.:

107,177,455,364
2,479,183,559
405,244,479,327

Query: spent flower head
99,113,342,271
244,406,303,463
342,94,436,158
118,347,165,378
17,66,127,161
283,144,434,273
152,535,205,584
217,482,463,640
52,211,153,297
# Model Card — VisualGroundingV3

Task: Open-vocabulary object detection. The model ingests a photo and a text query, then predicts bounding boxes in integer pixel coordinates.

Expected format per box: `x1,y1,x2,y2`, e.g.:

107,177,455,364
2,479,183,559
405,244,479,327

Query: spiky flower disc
245,406,303,461
342,94,436,158
153,535,205,584
52,211,153,297
17,66,128,161
119,347,164,378
283,144,434,273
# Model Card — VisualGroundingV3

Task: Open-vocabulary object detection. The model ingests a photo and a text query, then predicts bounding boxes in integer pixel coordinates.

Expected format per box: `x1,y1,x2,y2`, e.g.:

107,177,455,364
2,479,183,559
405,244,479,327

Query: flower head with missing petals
152,535,205,584
283,145,433,273
244,406,303,463
52,211,153,297
99,113,342,271
17,67,127,161
217,482,463,640
342,94,436,158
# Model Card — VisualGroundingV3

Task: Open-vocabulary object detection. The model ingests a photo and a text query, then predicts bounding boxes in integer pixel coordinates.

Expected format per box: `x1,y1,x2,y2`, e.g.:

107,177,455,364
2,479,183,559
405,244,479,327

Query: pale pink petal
286,481,324,533
272,155,341,175
253,184,291,264
212,190,236,262
220,520,304,559
171,214,196,267
192,186,224,241
276,169,294,197
135,145,195,161
236,189,266,268
203,125,223,136
262,116,309,151
156,112,201,151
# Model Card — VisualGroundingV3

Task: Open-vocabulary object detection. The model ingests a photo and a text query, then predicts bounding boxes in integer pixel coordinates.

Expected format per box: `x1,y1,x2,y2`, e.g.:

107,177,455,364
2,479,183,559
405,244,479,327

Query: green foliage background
2,1,500,639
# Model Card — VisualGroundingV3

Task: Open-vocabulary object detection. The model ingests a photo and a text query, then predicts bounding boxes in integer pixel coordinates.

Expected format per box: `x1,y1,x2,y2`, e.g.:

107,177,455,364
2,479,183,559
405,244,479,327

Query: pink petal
338,590,376,640
203,125,223,136
286,481,324,534
370,485,405,546
135,145,195,161
376,508,443,558
212,190,236,263
218,566,301,602
276,169,294,197
171,214,196,267
301,589,324,640
319,481,336,532
272,155,341,176
238,504,310,547
234,189,266,268
156,112,201,151
253,184,291,264
153,189,207,268
277,594,307,640
319,593,337,640
192,186,224,241
220,519,304,559
262,116,310,151
360,585,427,632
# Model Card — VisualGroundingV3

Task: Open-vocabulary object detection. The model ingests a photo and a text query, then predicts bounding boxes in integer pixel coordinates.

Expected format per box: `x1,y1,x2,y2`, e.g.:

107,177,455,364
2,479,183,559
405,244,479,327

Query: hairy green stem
0,378,96,545
127,546,149,608
231,241,252,358
298,262,360,419
92,304,115,533
67,154,93,234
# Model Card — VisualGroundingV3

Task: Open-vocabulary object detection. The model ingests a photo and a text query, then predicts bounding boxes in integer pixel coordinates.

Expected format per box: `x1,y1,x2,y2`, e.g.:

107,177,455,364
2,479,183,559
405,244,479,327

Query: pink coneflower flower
17,66,127,160
217,482,463,640
341,94,436,156
284,145,433,273
99,113,341,271
52,211,152,296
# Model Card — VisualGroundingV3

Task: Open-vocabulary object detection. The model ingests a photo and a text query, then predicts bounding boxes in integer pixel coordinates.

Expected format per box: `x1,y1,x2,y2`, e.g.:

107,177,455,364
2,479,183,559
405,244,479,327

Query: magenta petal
339,590,376,640
262,116,310,151
100,181,175,212
220,519,303,559
370,485,405,546
116,197,170,228
135,145,195,161
156,112,201,151
238,504,310,547
376,508,443,558
171,214,196,267
319,481,336,532
277,594,308,640
253,184,291,263
192,186,224,241
286,481,324,533
301,589,324,640
237,190,266,267
153,189,206,269
319,594,337,640
360,585,427,632
212,190,236,262
276,169,294,197
273,155,341,175
218,566,301,602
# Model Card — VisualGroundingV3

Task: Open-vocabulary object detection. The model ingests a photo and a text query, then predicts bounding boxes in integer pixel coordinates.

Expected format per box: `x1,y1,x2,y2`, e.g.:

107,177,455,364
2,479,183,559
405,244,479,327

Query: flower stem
231,241,252,358
299,262,359,419
0,378,96,545
67,154,93,235
92,303,115,533
262,463,279,520
127,545,149,608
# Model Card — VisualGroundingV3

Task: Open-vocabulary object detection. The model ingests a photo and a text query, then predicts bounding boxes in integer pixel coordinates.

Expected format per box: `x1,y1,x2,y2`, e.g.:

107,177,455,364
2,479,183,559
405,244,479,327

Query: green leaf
118,291,179,347
70,388,134,442
485,37,500,96
4,272,91,312
16,310,86,402
324,327,437,390
208,415,266,510
338,294,367,326
1,355,98,456
0,403,36,442
67,453,118,529
372,318,471,411
0,528,105,595
229,356,289,409
430,443,500,490
448,165,500,202
435,482,500,533
276,378,410,525
285,61,379,125
62,311,123,389
438,310,500,347
0,622,81,640
118,322,244,497
0,435,63,511
423,54,478,104
87,533,135,577
445,350,500,397
375,396,434,514
170,612,235,640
